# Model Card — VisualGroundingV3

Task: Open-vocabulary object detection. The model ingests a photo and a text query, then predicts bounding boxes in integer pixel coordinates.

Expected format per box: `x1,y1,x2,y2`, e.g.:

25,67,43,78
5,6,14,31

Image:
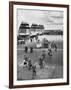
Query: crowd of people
22,43,57,79
19,36,58,79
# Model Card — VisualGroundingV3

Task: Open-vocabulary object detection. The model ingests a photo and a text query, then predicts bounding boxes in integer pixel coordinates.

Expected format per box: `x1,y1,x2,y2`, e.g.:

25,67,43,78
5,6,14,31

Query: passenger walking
32,65,36,79
39,56,44,69
23,59,28,67
48,48,52,56
24,54,28,61
41,50,46,60
30,47,33,53
54,43,57,52
51,41,57,52
28,58,32,70
24,46,28,53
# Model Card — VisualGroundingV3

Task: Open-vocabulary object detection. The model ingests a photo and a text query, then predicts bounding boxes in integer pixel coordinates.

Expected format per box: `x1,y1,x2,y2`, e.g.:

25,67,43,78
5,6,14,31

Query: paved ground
17,48,63,80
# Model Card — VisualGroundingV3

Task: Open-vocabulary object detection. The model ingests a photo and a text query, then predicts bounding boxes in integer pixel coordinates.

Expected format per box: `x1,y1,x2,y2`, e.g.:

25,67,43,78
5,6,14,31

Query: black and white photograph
9,2,69,88
17,9,63,80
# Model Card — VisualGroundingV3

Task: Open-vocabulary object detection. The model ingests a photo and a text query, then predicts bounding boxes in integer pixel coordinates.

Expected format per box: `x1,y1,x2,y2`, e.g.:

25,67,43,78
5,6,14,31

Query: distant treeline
43,30,63,35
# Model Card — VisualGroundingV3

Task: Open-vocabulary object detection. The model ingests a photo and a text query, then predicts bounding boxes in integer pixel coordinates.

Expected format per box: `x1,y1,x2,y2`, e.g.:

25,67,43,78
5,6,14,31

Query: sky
17,9,63,30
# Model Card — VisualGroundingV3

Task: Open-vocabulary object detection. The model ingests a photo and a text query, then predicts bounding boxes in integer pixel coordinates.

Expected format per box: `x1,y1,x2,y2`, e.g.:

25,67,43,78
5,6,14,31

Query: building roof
19,22,30,29
31,24,44,29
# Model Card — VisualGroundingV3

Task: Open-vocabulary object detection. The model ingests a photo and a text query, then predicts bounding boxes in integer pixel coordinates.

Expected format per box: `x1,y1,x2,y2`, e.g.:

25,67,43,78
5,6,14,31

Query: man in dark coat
30,47,33,53
41,50,46,60
39,56,44,69
24,46,28,53
32,65,36,79
28,58,32,70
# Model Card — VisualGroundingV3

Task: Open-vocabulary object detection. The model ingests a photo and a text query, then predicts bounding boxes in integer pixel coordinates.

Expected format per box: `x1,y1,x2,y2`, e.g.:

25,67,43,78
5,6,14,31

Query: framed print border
9,1,69,88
